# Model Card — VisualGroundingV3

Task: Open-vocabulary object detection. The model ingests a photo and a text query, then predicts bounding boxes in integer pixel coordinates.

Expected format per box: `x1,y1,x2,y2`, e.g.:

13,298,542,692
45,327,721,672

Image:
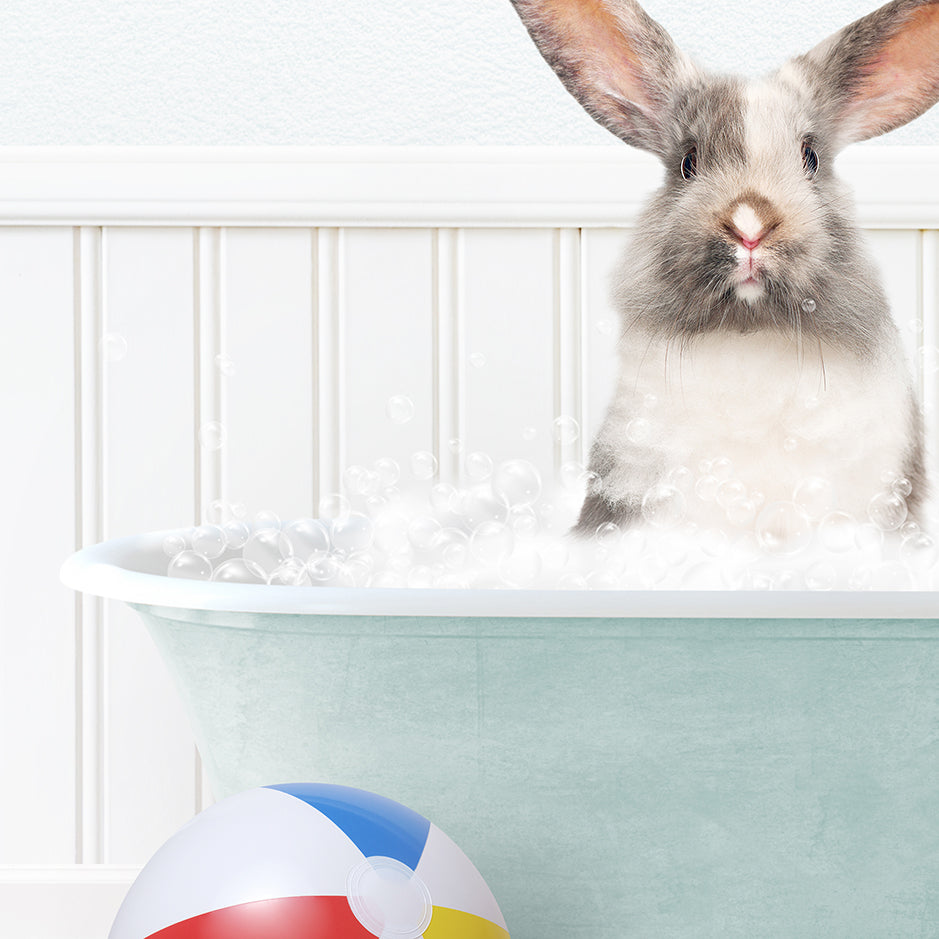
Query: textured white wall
1,0,937,146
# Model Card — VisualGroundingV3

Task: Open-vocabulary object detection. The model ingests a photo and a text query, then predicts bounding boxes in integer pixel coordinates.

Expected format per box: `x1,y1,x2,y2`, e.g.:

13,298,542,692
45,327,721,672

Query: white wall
0,0,937,146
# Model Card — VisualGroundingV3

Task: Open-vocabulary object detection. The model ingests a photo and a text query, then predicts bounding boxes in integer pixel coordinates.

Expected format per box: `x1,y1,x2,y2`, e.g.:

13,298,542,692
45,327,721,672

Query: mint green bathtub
62,531,939,938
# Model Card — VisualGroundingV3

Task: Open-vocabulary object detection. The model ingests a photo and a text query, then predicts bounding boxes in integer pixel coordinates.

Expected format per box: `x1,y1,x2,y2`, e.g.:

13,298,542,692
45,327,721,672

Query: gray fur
509,0,937,536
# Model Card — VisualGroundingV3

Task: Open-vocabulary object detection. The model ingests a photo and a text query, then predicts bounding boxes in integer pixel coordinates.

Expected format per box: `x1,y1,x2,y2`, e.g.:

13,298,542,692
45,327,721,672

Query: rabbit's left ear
795,0,939,145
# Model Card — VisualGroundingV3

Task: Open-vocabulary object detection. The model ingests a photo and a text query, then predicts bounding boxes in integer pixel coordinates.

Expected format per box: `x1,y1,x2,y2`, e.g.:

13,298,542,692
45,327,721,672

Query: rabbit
509,0,938,537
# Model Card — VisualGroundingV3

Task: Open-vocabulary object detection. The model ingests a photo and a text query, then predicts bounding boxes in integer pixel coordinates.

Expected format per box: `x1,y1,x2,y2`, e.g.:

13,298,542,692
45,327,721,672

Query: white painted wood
0,147,932,227
433,229,465,483
864,230,922,367
223,228,316,519
100,228,199,864
0,228,77,864
922,232,939,479
76,226,105,865
342,228,435,482
0,149,935,935
461,229,557,484
314,228,345,501
580,229,630,451
0,866,136,939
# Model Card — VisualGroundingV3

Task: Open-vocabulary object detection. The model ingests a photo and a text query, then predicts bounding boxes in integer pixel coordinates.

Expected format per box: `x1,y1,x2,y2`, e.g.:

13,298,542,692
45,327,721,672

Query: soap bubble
211,558,266,584
431,528,470,570
308,555,347,585
869,561,915,590
499,545,543,586
470,520,515,564
243,529,293,574
711,457,734,481
331,513,374,555
509,504,539,536
268,558,312,587
595,521,622,546
793,476,835,521
429,482,457,514
372,509,411,554
641,483,686,529
100,332,128,362
666,465,693,491
868,491,908,531
553,416,580,445
222,520,251,549
199,421,226,451
407,515,442,550
801,298,817,313
855,522,884,553
755,501,812,556
452,490,509,527
625,418,652,445
319,493,351,521
805,560,836,591
254,509,281,530
374,457,400,489
386,395,415,424
596,319,615,336
782,436,798,453
493,459,542,507
167,550,212,580
407,565,436,588
892,476,913,498
410,450,438,480
716,479,747,510
162,533,188,558
900,531,939,572
465,451,494,482
817,511,856,552
469,352,486,368
694,475,719,503
214,353,235,376
447,438,463,454
191,525,226,560
284,517,330,560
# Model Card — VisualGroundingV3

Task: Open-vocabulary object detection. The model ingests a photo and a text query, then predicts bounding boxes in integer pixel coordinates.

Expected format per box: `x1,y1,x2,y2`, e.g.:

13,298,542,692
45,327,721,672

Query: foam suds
163,453,939,591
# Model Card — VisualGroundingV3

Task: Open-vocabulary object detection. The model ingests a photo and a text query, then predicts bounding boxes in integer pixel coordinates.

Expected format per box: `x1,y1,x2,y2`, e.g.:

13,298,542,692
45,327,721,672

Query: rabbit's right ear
510,0,696,157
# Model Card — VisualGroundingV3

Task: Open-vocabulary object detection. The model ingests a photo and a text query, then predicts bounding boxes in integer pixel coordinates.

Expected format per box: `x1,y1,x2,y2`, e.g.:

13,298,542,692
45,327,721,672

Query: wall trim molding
0,145,935,227
0,866,137,939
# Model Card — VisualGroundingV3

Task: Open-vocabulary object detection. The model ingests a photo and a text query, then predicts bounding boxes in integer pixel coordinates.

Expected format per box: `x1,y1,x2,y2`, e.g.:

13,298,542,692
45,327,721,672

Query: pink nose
739,235,763,251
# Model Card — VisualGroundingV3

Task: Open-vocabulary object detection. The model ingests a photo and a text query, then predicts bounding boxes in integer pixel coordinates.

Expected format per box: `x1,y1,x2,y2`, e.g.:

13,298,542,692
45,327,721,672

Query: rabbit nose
723,197,781,250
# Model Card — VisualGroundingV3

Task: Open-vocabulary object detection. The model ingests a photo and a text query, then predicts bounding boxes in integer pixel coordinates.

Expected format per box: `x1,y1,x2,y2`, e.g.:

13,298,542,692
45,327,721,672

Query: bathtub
62,529,939,938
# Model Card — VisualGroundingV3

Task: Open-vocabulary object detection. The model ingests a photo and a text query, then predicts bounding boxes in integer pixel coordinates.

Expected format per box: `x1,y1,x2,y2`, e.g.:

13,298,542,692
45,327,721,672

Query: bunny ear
510,0,697,156
795,0,939,146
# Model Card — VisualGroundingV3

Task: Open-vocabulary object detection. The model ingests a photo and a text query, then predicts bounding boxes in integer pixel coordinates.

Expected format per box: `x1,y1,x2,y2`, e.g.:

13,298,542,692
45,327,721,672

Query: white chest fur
595,330,914,526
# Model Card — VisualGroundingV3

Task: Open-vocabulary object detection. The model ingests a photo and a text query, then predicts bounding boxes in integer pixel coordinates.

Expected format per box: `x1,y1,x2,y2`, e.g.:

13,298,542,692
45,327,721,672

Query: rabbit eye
681,146,697,180
801,137,819,178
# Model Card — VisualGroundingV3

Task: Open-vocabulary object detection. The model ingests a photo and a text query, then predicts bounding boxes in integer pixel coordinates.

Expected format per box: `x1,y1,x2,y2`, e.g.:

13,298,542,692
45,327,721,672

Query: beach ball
110,782,510,939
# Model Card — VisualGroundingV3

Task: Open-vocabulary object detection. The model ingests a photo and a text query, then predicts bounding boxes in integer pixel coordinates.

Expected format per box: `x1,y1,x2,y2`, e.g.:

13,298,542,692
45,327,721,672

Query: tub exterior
134,603,939,938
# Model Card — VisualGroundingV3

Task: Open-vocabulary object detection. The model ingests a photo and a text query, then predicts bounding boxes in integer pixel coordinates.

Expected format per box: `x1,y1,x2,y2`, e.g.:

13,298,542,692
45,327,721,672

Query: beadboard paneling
0,147,936,937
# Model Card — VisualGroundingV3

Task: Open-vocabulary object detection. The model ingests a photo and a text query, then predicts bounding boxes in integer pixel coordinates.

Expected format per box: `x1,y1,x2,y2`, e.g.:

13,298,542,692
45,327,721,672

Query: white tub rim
59,529,939,620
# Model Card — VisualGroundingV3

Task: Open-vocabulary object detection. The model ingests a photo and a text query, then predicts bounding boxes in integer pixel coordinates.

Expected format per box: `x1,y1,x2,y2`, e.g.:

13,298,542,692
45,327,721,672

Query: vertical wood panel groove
554,228,583,472
315,228,344,498
921,230,939,477
194,228,224,525
76,225,107,864
433,228,464,483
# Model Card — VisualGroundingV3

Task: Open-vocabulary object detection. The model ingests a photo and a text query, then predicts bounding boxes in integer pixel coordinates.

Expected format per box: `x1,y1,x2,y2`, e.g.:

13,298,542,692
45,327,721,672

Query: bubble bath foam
62,529,939,938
